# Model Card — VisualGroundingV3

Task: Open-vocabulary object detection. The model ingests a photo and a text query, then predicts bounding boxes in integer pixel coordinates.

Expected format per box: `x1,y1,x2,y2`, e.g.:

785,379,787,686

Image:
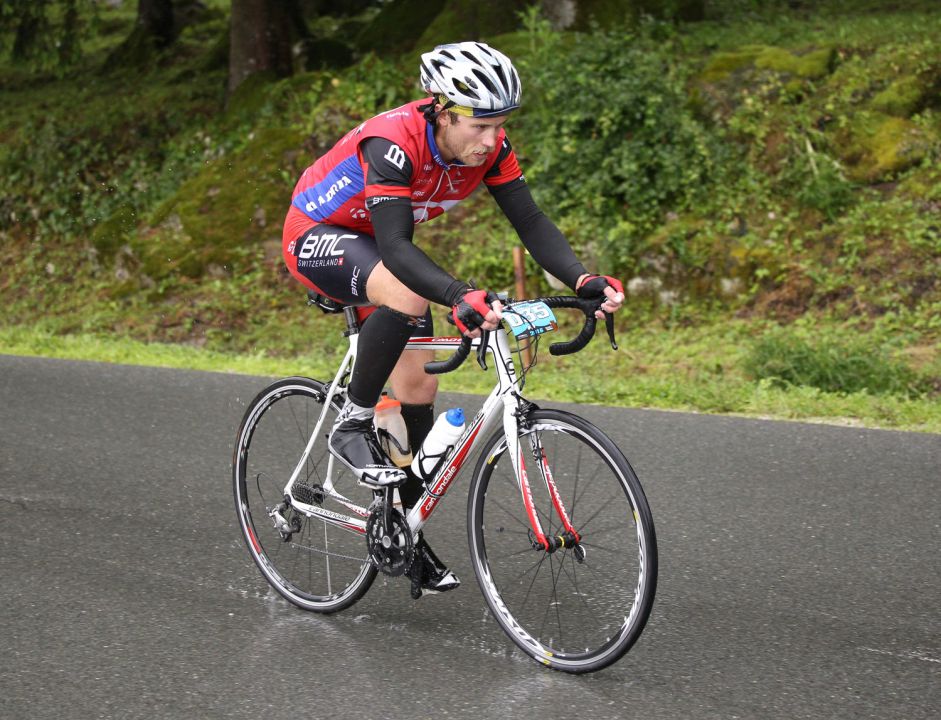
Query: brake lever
604,312,618,351
476,330,489,370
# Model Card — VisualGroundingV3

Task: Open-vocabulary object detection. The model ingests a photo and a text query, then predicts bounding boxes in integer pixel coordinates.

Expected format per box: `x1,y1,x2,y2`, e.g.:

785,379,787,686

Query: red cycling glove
576,274,624,299
452,289,500,335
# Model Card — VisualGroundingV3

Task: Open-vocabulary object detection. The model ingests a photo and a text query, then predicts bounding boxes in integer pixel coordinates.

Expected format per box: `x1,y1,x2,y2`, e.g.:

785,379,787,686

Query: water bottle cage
376,427,410,456
421,447,454,497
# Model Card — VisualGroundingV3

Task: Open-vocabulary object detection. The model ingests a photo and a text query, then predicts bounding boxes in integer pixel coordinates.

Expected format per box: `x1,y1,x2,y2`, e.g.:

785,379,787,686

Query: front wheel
467,409,657,673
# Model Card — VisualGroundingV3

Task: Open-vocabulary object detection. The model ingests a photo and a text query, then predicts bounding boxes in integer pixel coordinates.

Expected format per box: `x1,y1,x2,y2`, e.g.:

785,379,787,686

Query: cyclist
282,42,624,595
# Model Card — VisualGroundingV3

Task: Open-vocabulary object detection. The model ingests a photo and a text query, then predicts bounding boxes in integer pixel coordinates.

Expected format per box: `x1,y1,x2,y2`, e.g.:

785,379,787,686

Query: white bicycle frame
275,319,577,549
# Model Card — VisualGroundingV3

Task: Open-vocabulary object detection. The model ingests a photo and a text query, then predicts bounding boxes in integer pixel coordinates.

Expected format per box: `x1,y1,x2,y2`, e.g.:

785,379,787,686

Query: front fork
503,398,583,557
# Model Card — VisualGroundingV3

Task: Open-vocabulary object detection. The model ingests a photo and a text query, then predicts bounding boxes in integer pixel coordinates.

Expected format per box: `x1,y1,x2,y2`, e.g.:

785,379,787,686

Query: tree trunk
227,0,296,97
137,0,175,48
543,0,706,30
103,0,176,69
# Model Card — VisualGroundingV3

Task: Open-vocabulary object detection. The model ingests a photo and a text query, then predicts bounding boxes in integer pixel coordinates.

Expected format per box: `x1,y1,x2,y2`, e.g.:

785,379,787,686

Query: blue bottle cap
445,408,465,426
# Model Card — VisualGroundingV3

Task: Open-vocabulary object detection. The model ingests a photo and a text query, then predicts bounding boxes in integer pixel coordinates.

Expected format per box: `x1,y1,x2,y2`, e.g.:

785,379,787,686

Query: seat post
343,306,361,336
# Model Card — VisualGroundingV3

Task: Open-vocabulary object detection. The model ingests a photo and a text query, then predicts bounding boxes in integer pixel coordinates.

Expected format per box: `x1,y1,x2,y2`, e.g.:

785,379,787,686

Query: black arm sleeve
369,199,468,308
487,180,587,290
361,136,413,188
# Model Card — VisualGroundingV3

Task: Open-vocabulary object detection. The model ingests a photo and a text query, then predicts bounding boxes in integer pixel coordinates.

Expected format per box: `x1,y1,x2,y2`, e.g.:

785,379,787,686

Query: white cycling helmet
420,42,521,117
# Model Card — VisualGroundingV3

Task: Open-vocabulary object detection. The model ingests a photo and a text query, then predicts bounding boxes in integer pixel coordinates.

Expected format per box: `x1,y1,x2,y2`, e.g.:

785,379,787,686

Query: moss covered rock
870,74,937,117
701,44,835,83
138,126,307,278
225,71,279,117
355,0,446,55
835,111,936,182
90,204,141,256
416,0,531,47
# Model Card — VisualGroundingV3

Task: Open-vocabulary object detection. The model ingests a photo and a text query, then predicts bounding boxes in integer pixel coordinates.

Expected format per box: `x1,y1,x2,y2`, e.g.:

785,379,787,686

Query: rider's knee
367,264,429,316
392,357,439,405
377,290,427,317
410,372,438,403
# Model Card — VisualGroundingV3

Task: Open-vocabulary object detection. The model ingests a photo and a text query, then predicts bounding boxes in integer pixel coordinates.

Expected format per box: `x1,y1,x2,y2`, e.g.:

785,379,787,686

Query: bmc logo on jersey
297,232,355,259
384,144,407,170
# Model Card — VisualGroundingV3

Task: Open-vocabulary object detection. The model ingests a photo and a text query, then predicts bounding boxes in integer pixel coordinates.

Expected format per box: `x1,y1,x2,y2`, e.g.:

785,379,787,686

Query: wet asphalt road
0,354,938,720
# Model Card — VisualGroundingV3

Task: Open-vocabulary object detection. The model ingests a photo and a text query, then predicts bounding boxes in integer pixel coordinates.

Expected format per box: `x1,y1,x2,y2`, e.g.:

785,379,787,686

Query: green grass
3,322,938,433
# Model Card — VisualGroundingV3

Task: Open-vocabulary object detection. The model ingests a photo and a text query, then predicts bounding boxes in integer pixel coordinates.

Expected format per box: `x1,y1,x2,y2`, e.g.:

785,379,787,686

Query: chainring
365,505,414,577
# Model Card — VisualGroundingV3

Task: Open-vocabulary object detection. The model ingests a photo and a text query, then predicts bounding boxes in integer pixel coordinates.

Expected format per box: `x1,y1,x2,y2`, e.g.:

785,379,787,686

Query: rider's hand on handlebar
452,289,504,338
576,274,625,319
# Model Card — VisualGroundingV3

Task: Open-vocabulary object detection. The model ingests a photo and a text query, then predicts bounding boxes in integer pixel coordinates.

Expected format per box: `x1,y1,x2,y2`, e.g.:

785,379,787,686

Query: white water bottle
410,408,465,480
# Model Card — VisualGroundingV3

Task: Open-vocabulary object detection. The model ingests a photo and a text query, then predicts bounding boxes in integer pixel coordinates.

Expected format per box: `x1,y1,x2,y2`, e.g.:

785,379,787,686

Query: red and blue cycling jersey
282,98,523,246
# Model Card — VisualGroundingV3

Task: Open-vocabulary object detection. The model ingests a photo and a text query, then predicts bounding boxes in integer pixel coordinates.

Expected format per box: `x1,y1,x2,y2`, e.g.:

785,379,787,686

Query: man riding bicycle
282,42,624,595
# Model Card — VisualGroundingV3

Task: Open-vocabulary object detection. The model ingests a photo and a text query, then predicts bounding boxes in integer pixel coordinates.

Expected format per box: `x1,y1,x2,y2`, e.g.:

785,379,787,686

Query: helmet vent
472,69,499,96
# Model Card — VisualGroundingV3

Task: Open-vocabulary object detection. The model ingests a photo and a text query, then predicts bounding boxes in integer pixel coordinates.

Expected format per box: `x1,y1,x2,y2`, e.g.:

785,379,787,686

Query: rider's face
435,109,508,167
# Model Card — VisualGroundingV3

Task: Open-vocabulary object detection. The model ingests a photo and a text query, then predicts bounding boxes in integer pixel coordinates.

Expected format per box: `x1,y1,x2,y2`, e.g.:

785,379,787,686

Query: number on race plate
505,301,558,339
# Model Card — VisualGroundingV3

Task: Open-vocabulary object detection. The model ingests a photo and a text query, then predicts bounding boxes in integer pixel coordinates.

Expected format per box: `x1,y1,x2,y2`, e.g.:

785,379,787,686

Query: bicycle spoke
582,521,634,537
487,495,535,534
542,550,567,648
558,551,601,627
288,541,368,564
579,541,629,555
574,492,626,536
485,544,536,563
519,552,550,610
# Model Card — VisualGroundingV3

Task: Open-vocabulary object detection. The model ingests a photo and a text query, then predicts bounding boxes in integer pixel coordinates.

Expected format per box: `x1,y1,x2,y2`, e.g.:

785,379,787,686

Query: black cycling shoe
409,536,460,598
328,417,406,488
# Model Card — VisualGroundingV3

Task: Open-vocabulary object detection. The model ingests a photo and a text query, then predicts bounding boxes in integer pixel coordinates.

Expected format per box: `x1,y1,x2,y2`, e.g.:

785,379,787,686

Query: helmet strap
421,96,457,123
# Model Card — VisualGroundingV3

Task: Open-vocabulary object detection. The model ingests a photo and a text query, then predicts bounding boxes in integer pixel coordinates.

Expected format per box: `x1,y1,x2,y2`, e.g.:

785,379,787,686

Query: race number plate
505,301,558,339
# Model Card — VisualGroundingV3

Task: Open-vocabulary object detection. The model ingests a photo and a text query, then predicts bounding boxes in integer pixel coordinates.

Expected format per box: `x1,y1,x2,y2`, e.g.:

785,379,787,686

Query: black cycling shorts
286,224,381,305
285,223,433,336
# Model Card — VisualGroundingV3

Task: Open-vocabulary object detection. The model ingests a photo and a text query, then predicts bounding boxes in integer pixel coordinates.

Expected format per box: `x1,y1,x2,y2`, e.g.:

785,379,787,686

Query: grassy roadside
3,321,938,434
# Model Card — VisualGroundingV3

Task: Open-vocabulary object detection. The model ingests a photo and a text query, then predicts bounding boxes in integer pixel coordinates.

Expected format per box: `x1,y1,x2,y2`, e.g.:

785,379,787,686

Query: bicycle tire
467,408,657,673
233,377,377,613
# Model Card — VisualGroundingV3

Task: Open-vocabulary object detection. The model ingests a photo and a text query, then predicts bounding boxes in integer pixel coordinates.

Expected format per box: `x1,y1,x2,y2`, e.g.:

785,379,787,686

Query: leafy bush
518,16,715,272
744,328,924,396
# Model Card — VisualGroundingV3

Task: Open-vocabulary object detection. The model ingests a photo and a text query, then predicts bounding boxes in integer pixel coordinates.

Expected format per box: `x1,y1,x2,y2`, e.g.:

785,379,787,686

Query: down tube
404,405,489,531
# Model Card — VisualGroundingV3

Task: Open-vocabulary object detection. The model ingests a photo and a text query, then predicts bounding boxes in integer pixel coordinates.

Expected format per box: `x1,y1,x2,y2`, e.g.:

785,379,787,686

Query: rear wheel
233,377,376,613
467,409,657,673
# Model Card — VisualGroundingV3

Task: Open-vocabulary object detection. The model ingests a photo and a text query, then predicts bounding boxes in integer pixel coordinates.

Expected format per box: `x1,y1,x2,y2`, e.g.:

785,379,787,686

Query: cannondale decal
384,144,407,170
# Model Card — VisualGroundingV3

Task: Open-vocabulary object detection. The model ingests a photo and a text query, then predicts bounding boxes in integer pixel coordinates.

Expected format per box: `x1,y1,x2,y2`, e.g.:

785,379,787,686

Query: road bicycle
233,292,658,673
